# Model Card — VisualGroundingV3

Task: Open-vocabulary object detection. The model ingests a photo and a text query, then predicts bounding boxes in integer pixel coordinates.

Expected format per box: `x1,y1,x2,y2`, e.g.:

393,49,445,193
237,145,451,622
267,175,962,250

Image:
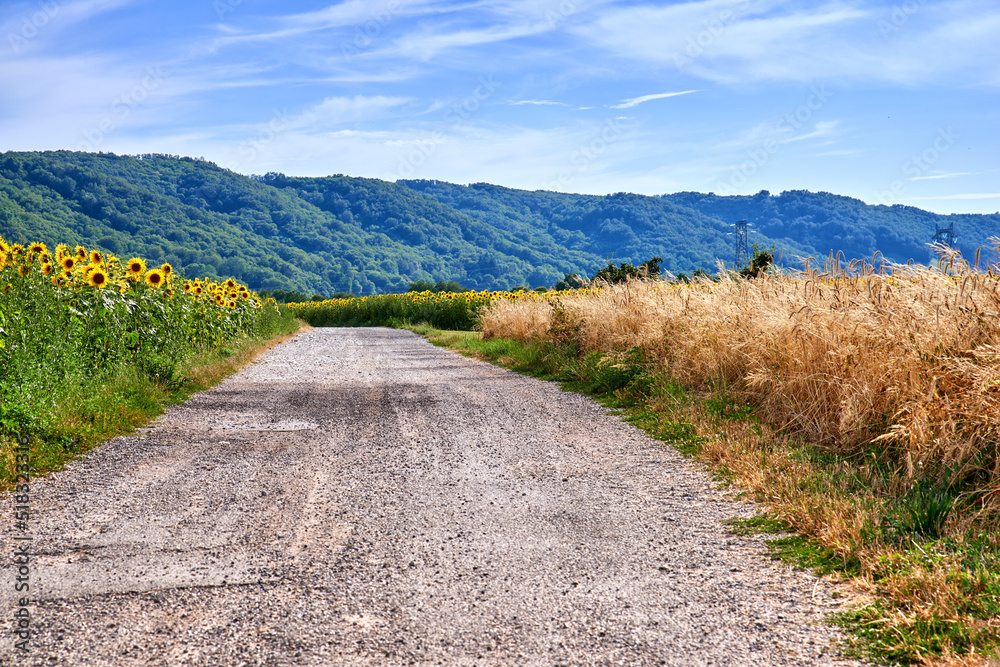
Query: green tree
592,256,663,284
740,244,774,278
554,273,588,290
408,279,467,293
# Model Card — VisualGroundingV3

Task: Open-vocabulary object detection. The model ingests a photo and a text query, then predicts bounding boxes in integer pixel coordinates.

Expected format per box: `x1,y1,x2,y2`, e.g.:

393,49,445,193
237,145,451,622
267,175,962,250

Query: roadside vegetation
287,286,598,331
0,235,299,489
464,250,1000,666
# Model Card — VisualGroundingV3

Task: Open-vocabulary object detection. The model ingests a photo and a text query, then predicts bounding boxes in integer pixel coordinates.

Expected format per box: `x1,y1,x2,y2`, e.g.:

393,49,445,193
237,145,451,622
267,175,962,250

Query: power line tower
932,222,957,247
734,219,749,270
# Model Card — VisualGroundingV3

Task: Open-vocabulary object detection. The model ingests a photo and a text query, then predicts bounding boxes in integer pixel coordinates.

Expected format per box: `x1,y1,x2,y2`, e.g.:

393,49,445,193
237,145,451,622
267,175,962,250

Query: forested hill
396,180,748,274
661,190,1000,269
404,181,999,271
1,151,996,295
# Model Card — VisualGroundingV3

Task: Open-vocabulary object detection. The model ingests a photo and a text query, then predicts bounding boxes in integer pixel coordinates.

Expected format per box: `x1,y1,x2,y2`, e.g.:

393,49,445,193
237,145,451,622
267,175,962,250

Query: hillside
406,181,1000,271
1,151,996,294
397,180,755,274
661,190,1000,268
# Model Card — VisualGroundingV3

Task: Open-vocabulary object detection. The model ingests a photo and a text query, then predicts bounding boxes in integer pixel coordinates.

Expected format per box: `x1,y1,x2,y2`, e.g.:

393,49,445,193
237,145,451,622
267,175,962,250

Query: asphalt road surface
1,328,860,666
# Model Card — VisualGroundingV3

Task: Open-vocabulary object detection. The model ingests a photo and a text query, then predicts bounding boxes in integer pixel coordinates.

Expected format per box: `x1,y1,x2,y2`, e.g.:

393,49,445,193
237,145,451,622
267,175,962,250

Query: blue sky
1,0,997,214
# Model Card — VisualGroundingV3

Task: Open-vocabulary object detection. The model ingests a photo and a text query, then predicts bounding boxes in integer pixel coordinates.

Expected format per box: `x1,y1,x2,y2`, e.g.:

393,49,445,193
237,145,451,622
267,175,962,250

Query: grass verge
0,314,304,491
408,323,1000,667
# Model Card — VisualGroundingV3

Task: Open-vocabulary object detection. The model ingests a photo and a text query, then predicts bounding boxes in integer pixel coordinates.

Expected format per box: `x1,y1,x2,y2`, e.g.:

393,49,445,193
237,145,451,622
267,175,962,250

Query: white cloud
782,120,840,144
814,148,867,157
573,0,1000,86
208,0,429,49
1,0,136,57
510,100,569,106
292,95,412,129
390,23,547,61
909,172,976,181
610,90,698,109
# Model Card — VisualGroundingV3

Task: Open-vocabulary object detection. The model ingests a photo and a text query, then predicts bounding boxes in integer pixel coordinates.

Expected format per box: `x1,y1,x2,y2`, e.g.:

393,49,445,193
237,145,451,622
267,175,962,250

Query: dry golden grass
478,255,1000,661
481,259,1000,513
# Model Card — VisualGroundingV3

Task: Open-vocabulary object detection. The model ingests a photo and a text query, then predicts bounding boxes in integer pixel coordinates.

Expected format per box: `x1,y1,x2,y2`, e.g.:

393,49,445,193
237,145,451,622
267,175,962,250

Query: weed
885,482,959,541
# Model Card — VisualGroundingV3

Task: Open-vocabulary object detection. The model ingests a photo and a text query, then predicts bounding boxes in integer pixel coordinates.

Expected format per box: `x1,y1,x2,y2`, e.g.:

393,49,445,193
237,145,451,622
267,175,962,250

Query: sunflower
194,285,203,296
90,250,103,265
28,242,47,255
126,258,146,277
182,280,193,292
87,268,109,288
225,278,236,290
160,262,172,276
74,246,87,260
41,262,53,275
11,244,24,256
17,264,30,278
145,268,165,288
214,294,225,306
227,300,236,309
54,244,68,260
61,256,76,272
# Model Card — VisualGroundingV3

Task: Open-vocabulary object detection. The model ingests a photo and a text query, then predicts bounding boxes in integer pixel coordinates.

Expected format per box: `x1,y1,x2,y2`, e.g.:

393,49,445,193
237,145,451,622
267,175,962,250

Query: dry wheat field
476,251,1000,665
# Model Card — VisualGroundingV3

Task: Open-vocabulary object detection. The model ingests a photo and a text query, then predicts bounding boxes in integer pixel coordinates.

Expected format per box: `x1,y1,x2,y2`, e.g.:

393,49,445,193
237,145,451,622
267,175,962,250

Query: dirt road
1,328,859,665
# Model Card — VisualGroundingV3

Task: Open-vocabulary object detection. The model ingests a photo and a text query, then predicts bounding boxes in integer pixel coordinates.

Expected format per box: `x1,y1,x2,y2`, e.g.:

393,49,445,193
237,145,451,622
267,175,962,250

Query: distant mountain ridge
659,190,999,269
0,151,996,295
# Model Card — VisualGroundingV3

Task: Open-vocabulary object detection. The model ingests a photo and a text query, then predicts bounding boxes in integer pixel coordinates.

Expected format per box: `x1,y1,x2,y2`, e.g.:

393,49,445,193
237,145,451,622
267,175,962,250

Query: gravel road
2,327,861,666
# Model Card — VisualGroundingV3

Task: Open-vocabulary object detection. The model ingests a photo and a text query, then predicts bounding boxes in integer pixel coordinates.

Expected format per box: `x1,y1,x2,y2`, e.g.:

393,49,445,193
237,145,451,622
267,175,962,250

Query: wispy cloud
208,0,439,50
292,95,413,129
574,0,1000,86
2,0,136,57
783,120,840,143
610,90,698,109
815,148,867,157
391,23,548,61
910,171,976,181
510,100,569,106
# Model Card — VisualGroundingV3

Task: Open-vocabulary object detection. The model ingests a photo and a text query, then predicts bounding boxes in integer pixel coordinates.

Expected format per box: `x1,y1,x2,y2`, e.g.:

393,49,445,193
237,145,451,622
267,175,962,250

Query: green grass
724,515,855,577
1,314,300,490
0,266,299,488
292,293,489,330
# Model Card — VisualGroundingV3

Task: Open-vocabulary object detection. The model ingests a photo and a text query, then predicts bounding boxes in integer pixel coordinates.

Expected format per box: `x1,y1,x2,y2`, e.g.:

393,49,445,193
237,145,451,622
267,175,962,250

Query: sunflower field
0,236,293,481
288,287,598,330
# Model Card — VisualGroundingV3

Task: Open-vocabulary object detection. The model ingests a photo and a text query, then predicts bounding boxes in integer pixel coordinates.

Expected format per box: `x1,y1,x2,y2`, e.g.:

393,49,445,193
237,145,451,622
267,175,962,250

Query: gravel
1,327,862,666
